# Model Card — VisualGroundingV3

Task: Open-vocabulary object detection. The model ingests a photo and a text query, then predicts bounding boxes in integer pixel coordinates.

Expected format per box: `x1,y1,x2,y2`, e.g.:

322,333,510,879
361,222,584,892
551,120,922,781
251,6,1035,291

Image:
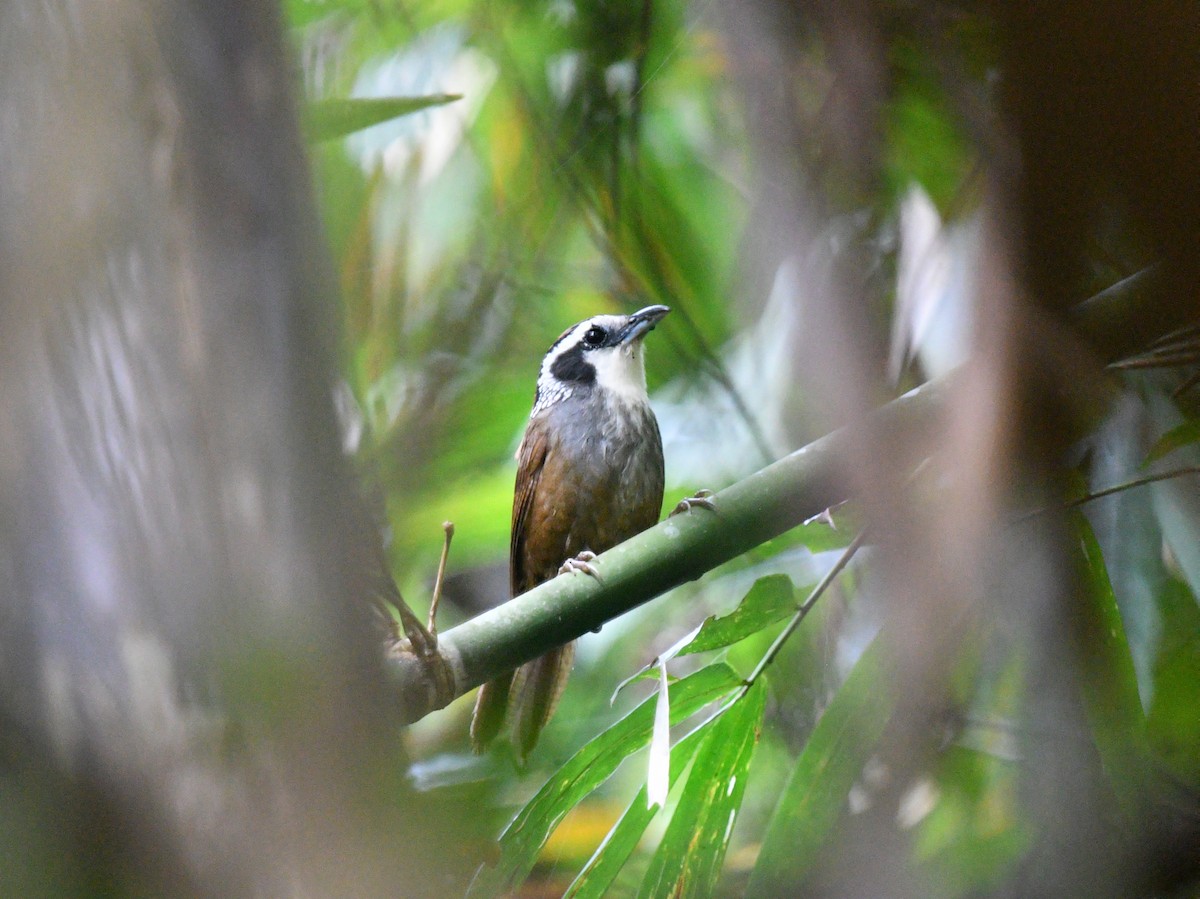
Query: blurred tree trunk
0,2,448,894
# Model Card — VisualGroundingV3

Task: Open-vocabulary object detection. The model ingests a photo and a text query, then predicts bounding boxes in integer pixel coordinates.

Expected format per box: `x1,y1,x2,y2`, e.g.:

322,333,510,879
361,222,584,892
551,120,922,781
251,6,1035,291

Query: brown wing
504,415,582,757
509,416,550,596
471,417,550,753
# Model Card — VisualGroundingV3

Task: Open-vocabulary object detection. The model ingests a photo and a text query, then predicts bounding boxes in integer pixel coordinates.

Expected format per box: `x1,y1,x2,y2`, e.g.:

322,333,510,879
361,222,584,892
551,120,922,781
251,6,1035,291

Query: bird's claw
670,488,716,517
559,550,602,581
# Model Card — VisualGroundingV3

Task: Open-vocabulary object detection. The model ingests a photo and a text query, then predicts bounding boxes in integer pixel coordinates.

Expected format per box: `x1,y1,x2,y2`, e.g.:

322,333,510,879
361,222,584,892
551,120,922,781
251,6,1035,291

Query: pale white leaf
647,662,671,809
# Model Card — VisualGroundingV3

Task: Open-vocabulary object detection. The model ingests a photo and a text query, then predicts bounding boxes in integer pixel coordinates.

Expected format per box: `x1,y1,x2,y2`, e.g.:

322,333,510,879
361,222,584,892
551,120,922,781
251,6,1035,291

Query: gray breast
543,391,664,553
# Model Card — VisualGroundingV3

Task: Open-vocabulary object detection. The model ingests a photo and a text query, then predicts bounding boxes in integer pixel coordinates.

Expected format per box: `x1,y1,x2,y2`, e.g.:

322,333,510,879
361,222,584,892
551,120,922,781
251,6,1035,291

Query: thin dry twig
743,528,868,690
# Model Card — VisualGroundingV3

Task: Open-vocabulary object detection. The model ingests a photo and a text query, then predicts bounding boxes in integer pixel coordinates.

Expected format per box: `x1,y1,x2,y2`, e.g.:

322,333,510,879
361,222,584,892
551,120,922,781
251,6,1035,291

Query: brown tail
470,672,514,753
510,641,576,760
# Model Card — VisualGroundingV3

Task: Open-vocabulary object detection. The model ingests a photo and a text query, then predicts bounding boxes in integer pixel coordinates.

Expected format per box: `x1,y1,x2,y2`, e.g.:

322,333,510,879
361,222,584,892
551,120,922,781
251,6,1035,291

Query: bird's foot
670,488,716,516
559,550,602,581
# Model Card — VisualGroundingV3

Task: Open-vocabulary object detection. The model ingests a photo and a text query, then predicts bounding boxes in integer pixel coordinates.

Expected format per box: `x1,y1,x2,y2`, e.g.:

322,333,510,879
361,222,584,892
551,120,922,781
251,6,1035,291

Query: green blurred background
284,2,1200,894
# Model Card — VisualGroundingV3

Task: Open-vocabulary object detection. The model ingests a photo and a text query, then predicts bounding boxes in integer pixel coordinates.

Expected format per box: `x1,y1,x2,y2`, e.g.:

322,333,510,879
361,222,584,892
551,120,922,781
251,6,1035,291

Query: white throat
590,342,648,404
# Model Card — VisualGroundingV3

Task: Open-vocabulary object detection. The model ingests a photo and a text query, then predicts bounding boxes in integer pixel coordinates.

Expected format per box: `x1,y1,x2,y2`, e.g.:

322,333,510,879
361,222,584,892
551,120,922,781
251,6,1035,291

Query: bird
470,304,672,759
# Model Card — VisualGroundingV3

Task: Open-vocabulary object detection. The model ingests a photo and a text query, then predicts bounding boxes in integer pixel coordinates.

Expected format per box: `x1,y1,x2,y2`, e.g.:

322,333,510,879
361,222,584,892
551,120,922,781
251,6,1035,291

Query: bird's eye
583,326,607,348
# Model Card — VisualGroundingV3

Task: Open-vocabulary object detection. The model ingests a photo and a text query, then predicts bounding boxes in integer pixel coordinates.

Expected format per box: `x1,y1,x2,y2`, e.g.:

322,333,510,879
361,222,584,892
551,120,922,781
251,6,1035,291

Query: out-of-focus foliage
748,635,892,896
292,0,753,590
285,0,1200,895
304,94,463,142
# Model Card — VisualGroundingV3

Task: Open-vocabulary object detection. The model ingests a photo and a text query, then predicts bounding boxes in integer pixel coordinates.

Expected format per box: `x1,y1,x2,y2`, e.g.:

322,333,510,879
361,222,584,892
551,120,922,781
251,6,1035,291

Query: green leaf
747,637,893,896
1146,578,1200,785
637,682,767,898
471,664,743,896
883,43,974,212
1072,513,1150,816
564,724,711,899
1145,419,1200,465
679,575,796,656
303,95,462,143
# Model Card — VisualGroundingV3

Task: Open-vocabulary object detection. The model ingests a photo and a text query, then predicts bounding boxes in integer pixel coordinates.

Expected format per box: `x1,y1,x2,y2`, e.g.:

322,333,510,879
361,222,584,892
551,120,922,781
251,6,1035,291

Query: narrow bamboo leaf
1073,514,1150,816
1145,419,1200,465
637,681,767,899
678,574,796,656
469,664,742,896
747,637,892,897
564,725,711,899
647,664,671,808
303,94,461,143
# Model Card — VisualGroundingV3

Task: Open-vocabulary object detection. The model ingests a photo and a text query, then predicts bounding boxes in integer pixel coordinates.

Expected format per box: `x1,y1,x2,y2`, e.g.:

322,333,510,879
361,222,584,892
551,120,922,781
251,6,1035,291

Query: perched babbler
471,304,670,758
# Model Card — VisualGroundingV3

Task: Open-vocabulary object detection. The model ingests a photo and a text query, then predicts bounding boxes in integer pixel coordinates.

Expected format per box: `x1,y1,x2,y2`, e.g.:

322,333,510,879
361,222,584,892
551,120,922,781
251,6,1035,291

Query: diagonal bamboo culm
387,379,945,723
388,252,1200,724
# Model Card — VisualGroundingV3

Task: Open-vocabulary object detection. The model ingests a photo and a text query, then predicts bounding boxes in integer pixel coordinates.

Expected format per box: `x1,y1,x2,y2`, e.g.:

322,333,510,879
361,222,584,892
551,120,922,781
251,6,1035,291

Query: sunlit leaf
304,95,462,143
679,574,796,656
647,664,672,808
747,637,892,896
637,681,766,898
470,664,742,895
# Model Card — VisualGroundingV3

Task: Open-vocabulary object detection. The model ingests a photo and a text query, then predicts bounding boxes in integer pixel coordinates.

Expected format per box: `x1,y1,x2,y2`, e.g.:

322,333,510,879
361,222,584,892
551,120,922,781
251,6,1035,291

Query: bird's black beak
617,304,670,345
